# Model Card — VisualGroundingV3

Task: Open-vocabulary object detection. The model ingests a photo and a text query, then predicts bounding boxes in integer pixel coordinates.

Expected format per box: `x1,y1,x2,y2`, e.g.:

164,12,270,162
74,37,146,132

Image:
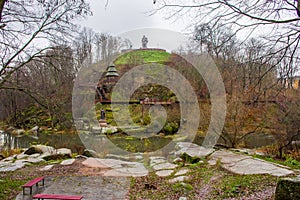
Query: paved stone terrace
16,176,130,200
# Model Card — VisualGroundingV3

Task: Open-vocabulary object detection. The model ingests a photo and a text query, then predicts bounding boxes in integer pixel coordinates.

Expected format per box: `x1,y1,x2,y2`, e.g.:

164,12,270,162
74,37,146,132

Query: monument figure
142,35,148,48
100,108,106,120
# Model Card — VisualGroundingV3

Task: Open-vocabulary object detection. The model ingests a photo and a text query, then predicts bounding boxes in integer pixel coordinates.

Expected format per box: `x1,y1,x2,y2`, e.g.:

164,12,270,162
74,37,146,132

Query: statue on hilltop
142,35,148,49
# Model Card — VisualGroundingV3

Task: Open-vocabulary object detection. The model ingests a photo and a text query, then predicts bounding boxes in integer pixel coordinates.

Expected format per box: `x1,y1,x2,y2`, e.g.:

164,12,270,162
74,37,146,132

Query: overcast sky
78,0,189,51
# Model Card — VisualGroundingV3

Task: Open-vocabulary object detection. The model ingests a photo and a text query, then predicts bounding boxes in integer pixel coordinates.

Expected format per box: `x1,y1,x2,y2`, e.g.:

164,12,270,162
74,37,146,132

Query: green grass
114,50,171,65
211,173,277,199
0,176,28,200
252,154,300,170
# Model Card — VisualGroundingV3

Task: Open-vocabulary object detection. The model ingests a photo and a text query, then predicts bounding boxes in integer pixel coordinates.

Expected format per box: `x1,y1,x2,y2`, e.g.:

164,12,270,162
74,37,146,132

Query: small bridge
96,99,173,105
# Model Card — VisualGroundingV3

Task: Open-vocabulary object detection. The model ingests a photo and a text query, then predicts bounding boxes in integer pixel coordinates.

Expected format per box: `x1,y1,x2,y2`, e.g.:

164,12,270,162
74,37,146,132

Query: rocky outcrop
40,148,72,161
0,145,73,172
24,145,55,155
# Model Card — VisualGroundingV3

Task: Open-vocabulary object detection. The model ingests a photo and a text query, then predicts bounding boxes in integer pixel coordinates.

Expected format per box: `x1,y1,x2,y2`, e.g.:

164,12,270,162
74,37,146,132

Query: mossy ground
129,161,278,200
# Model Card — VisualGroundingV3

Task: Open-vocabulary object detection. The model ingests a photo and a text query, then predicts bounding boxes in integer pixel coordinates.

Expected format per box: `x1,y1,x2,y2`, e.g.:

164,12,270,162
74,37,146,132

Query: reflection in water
0,130,277,156
0,131,85,153
0,130,3,149
193,132,276,148
0,131,36,150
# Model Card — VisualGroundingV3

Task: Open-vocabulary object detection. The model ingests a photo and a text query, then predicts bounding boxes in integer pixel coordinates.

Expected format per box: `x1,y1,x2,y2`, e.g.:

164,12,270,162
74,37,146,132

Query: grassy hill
114,49,171,65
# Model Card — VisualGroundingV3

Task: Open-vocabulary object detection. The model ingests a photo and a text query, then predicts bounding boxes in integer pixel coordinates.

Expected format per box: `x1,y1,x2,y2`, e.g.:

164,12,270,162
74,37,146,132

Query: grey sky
79,0,189,51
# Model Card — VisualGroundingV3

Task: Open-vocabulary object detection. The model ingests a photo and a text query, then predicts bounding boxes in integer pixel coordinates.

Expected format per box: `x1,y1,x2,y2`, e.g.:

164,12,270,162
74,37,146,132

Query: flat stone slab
25,157,45,164
175,169,189,176
152,162,177,171
82,158,148,177
60,159,76,166
2,156,14,162
103,167,148,177
175,142,215,158
168,175,188,183
150,157,167,166
40,165,54,171
29,153,41,158
210,150,294,177
16,153,28,160
0,161,25,172
82,158,110,168
156,170,174,177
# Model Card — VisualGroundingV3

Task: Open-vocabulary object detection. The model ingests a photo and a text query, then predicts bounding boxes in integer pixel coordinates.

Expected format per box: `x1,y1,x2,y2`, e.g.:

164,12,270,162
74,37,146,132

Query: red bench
22,176,45,195
32,194,83,200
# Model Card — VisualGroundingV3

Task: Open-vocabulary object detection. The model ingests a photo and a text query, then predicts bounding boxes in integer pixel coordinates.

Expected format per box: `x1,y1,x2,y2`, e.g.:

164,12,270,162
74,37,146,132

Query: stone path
209,150,294,176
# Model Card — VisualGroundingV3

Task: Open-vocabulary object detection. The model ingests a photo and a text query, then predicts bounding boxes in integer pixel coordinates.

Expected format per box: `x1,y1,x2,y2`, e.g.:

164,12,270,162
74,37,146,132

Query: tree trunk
0,0,7,22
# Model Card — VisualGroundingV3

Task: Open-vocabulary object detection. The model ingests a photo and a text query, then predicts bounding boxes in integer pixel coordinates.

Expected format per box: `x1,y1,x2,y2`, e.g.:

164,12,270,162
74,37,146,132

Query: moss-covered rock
82,149,98,157
275,177,300,200
180,152,201,164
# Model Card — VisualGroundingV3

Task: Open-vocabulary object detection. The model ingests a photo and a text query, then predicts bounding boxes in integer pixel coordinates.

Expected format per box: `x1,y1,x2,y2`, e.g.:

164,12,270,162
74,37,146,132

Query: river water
0,130,84,153
0,130,276,153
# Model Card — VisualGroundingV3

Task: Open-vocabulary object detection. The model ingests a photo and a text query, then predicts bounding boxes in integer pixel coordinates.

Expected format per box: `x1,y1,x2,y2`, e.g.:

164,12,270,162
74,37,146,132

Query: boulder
24,145,55,155
40,165,54,171
60,159,76,165
180,152,201,164
275,177,300,200
24,146,43,155
40,148,72,161
56,148,72,157
82,149,98,157
175,142,214,158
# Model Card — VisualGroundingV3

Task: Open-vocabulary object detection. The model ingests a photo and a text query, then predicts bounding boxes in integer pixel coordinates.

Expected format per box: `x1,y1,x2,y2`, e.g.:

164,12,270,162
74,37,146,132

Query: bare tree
0,45,77,128
94,33,130,65
74,27,95,67
156,0,300,78
0,0,91,89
